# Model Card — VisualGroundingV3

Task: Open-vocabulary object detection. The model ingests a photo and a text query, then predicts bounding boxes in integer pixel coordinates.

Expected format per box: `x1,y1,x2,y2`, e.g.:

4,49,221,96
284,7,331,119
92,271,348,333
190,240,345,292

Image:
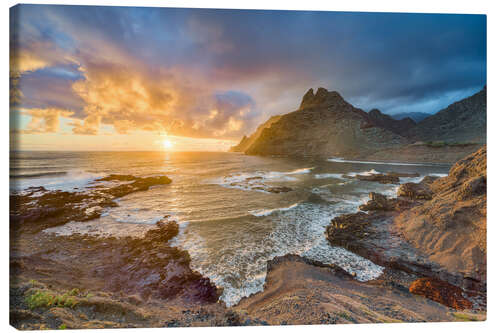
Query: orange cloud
19,108,74,134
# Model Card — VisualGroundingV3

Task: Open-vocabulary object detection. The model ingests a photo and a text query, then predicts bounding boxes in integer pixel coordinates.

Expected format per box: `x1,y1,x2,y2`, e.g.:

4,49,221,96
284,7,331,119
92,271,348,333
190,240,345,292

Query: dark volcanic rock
359,192,394,211
397,182,433,200
325,212,372,251
353,173,400,184
387,172,420,178
10,175,172,233
409,278,473,310
104,220,220,302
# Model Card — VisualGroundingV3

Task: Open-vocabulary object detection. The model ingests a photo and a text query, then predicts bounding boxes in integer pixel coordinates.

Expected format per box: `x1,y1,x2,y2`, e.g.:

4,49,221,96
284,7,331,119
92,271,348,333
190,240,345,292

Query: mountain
242,88,408,158
367,109,416,136
407,87,486,143
229,115,281,152
392,112,431,123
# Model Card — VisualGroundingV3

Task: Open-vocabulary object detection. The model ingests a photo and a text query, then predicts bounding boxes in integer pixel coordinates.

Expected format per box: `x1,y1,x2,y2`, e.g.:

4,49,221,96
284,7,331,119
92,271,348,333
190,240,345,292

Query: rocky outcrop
395,146,486,285
344,173,400,184
243,88,407,158
229,115,281,152
397,177,436,200
409,278,473,310
10,174,172,233
408,86,486,143
325,146,487,308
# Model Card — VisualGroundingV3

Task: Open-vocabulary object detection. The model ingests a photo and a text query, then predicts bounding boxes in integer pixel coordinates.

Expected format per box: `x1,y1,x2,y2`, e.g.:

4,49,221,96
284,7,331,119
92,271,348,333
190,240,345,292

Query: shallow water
11,151,450,306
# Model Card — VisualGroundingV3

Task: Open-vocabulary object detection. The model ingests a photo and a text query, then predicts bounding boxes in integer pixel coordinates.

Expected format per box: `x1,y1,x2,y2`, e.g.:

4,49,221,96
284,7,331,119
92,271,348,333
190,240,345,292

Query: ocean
10,151,450,306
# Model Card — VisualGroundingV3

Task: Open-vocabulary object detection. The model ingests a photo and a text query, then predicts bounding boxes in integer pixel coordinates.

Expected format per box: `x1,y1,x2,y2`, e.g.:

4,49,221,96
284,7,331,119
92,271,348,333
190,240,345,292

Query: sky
10,5,486,151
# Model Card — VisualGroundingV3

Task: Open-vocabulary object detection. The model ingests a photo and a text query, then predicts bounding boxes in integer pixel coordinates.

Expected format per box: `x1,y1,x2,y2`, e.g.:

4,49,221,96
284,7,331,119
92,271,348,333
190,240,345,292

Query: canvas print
9,4,486,329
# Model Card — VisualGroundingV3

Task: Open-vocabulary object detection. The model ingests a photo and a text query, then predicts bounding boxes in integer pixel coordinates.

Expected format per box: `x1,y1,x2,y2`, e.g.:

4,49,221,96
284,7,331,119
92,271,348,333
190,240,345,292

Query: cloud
18,108,73,134
10,5,486,139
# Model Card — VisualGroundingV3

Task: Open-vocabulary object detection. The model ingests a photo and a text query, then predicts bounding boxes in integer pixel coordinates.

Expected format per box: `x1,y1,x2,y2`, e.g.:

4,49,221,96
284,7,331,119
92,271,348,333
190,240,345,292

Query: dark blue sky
11,5,486,138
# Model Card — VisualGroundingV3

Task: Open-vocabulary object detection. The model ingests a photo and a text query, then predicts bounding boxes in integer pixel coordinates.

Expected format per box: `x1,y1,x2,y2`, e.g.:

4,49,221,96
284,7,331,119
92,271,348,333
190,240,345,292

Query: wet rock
99,220,220,303
266,186,292,193
409,278,473,310
10,175,172,233
95,174,139,182
387,172,420,178
359,192,394,211
325,212,371,251
397,182,433,200
355,173,400,184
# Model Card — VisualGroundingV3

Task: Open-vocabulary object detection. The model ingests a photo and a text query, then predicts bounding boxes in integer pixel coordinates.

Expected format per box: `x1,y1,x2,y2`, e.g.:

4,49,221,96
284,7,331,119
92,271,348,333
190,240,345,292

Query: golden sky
9,5,486,151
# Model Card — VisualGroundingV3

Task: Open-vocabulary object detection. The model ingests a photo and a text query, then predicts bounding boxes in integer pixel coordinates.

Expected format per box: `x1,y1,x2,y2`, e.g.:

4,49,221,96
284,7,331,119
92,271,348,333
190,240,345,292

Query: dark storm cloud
10,5,486,137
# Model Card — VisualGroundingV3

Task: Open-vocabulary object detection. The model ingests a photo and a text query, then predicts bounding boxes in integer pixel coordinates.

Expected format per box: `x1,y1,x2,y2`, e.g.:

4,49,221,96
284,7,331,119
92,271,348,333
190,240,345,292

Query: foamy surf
10,169,106,193
249,203,299,217
210,167,313,193
175,200,384,307
314,173,344,179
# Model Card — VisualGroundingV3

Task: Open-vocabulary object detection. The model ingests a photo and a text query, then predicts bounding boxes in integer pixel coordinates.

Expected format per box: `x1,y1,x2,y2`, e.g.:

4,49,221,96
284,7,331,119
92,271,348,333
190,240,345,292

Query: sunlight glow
163,139,174,150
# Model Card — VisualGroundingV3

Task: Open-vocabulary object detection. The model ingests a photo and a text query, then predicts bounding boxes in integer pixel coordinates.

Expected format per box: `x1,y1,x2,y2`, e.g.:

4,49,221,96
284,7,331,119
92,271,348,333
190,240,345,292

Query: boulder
359,192,393,211
355,173,400,184
325,212,371,250
397,182,433,200
409,278,473,310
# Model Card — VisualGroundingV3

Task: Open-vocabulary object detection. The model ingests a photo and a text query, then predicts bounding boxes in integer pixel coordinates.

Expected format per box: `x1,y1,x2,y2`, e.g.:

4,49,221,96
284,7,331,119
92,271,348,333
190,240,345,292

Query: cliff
395,146,486,284
229,115,281,152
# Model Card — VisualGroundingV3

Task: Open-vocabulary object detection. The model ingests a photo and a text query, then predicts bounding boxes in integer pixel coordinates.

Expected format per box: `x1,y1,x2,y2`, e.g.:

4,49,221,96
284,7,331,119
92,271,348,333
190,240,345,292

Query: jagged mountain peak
299,87,345,110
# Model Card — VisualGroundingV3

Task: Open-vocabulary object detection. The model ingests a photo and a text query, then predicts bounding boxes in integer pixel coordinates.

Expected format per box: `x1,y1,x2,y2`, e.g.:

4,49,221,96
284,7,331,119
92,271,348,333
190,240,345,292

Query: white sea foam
210,167,313,193
314,173,344,179
428,173,448,177
10,169,105,193
249,203,299,217
347,169,380,177
175,200,384,307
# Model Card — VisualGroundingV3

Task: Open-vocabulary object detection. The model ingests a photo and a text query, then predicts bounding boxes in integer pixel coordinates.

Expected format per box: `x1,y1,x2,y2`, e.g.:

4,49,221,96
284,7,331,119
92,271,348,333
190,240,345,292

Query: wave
285,167,314,175
10,171,68,179
328,157,429,166
346,169,380,177
429,173,448,177
314,173,344,179
211,167,313,193
249,203,299,217
10,169,105,193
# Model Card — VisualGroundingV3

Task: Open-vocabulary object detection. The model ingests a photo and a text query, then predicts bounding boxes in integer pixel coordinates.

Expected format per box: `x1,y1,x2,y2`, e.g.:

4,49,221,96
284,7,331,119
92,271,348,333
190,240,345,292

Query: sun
162,139,174,150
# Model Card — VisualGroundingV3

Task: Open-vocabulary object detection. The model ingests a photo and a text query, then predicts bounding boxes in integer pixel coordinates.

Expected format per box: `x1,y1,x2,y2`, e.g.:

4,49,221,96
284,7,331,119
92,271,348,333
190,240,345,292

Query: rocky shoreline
10,148,487,328
325,146,486,309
